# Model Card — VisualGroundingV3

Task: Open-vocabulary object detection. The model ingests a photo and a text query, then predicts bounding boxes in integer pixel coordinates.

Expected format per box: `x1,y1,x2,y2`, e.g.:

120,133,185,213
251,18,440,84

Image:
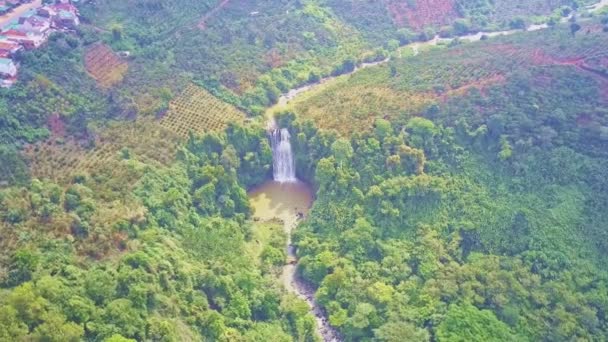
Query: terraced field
84,43,128,88
22,83,250,181
160,84,246,137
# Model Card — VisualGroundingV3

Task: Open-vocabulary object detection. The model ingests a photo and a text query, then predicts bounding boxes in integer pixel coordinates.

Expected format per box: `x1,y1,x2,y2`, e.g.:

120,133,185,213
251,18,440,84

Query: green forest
2,0,608,341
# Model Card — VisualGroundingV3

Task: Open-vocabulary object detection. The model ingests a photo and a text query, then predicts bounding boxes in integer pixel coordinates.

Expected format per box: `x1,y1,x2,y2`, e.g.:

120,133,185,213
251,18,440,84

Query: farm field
21,84,249,183
160,84,246,137
23,120,179,182
2,2,608,342
387,0,457,29
285,21,608,136
84,43,129,88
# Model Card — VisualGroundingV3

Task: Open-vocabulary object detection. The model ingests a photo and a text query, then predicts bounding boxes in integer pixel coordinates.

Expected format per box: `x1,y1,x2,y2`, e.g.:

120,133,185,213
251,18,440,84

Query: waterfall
270,128,297,183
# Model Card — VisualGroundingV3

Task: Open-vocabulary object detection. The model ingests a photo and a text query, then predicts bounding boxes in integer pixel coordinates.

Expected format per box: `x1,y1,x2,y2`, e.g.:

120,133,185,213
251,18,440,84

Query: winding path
198,0,231,29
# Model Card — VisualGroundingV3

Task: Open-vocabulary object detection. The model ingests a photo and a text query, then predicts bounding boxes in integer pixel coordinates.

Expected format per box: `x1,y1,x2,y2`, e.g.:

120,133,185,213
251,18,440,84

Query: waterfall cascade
270,128,297,183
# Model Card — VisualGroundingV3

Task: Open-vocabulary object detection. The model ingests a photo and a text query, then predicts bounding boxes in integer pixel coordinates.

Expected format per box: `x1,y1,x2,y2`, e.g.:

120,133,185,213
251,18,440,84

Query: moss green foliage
0,0,581,182
276,20,608,342
0,123,319,341
2,1,608,341
455,0,585,29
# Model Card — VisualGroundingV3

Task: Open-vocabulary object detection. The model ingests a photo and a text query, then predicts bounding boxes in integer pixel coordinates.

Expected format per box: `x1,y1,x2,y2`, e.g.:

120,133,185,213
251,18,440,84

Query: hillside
1,0,608,341
280,19,608,341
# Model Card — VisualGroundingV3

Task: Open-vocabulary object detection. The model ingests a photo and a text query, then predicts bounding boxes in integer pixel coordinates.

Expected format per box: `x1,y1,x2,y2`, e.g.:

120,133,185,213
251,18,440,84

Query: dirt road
0,0,43,28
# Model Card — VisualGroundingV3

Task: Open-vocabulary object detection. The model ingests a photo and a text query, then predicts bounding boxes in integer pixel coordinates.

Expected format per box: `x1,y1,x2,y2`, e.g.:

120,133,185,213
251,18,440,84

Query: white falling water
271,128,297,183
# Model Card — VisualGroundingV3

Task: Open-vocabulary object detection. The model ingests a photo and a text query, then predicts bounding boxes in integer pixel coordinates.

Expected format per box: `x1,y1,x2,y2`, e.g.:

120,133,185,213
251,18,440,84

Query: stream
251,2,608,341
249,120,344,341
248,181,342,341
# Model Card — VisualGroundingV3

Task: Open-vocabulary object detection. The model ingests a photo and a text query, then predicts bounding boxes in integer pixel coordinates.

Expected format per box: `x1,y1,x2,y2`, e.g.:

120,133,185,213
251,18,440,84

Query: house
0,36,22,57
3,29,45,49
18,14,52,36
54,9,79,29
37,6,58,19
50,3,79,29
0,57,17,78
0,0,81,87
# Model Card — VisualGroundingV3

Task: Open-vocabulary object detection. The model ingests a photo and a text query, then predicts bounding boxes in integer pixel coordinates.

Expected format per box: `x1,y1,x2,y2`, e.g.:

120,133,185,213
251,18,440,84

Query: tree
0,306,28,341
509,17,527,30
570,22,581,36
243,323,292,342
31,312,84,342
0,145,29,185
7,249,39,286
110,24,123,41
331,139,354,166
315,157,337,189
374,118,392,140
406,117,437,150
397,28,417,45
85,269,117,305
102,299,146,339
453,19,472,36
105,335,136,342
220,145,240,171
7,282,48,327
498,136,513,161
146,317,178,341
374,322,430,342
332,57,356,76
436,304,515,342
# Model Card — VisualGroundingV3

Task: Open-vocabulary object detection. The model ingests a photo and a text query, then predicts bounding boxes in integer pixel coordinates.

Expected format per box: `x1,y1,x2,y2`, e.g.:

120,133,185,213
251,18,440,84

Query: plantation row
84,43,129,88
285,20,608,136
22,83,248,182
24,120,179,182
160,84,246,137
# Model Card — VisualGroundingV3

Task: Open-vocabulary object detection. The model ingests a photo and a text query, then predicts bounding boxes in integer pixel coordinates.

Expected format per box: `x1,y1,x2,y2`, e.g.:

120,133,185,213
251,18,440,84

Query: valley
1,0,608,341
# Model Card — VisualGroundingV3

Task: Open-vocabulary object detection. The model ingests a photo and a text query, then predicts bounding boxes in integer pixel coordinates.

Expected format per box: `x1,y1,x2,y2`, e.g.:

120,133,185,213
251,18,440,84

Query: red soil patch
528,48,555,65
84,43,128,88
386,0,457,29
582,24,605,35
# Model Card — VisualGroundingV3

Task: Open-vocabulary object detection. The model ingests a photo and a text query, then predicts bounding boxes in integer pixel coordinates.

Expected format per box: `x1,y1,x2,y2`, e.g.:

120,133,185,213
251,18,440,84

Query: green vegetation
2,0,608,341
0,123,320,341
272,19,608,341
